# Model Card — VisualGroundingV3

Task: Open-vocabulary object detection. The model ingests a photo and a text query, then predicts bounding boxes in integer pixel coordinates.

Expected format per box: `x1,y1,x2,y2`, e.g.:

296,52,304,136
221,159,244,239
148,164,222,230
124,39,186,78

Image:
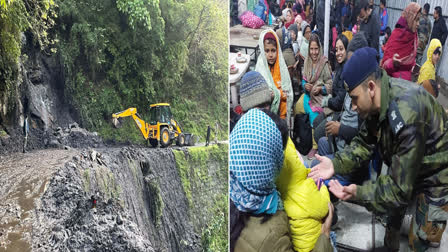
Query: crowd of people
230,0,448,251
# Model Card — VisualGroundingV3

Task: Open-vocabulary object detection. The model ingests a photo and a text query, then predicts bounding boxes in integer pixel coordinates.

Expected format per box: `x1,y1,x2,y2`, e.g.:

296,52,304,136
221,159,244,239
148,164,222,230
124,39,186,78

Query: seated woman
313,34,350,143
230,108,333,252
381,2,421,81
295,34,333,158
417,38,442,84
255,30,294,126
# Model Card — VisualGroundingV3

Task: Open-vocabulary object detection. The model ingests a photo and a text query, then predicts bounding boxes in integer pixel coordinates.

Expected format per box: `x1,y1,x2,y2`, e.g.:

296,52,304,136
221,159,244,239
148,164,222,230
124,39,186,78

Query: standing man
205,125,211,146
417,3,432,65
23,115,29,153
308,47,448,251
430,6,448,47
355,0,380,55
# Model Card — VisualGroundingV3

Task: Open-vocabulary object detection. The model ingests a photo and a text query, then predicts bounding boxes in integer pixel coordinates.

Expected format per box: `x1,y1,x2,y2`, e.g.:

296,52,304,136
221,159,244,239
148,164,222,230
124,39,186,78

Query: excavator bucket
112,117,122,128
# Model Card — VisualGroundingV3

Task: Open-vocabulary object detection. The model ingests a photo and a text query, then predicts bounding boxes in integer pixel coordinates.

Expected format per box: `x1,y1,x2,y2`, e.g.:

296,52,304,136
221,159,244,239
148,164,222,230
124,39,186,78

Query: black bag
292,114,312,155
268,2,281,17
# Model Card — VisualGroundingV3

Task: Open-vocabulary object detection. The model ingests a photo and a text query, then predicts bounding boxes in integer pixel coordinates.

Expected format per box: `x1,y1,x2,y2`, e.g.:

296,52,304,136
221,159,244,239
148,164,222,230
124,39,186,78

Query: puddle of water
0,232,31,252
0,220,19,230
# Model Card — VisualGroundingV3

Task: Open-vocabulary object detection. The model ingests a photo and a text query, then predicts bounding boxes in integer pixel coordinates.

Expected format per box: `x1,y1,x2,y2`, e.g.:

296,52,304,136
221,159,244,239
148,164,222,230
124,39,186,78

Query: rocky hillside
0,144,228,252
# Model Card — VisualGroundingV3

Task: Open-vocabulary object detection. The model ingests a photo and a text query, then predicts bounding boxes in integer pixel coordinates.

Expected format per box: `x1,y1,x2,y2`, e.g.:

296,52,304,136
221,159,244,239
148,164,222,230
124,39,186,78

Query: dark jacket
430,17,448,46
328,64,347,112
360,11,380,54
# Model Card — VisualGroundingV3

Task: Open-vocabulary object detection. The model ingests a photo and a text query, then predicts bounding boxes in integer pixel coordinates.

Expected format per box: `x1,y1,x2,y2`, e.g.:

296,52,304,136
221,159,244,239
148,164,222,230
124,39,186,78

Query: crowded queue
230,0,448,251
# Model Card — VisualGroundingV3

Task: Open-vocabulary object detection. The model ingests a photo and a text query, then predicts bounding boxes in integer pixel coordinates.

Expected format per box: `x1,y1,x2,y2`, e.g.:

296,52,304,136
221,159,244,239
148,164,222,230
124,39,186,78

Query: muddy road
0,141,227,252
0,149,79,252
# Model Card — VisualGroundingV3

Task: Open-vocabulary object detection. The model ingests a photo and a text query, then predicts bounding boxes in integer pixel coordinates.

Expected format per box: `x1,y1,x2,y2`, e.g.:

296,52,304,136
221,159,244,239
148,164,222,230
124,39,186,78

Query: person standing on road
205,125,211,146
308,47,448,251
23,115,29,153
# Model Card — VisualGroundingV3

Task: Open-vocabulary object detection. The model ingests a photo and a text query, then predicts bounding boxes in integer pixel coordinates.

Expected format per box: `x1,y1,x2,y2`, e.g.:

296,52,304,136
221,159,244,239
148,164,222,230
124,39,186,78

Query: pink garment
309,101,324,113
332,27,338,49
382,59,413,81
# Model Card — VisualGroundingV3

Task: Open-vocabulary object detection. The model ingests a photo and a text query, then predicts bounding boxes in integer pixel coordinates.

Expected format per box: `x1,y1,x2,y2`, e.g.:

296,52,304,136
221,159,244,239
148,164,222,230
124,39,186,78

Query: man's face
264,41,277,65
349,82,374,119
434,9,439,20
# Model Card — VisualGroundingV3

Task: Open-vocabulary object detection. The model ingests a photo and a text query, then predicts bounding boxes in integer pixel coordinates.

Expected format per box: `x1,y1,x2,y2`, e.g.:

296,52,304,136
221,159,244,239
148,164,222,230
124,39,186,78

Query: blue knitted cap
239,71,272,111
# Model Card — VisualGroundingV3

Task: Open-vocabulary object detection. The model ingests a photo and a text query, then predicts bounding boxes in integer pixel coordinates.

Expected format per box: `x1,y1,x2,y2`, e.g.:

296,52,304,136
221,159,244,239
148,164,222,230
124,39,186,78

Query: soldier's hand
328,180,357,201
325,121,341,136
307,154,335,182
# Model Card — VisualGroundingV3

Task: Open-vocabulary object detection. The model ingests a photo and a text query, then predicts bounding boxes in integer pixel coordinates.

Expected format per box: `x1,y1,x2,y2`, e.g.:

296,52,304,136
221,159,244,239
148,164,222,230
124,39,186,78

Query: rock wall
30,144,228,252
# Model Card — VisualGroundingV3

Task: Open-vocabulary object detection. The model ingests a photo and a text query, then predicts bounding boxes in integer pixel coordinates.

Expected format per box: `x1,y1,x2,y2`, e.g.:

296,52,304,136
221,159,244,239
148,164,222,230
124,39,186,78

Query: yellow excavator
112,103,193,147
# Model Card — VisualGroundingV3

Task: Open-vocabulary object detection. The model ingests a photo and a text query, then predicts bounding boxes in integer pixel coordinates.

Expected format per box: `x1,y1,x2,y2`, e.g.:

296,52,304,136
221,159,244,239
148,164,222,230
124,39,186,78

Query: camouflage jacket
417,14,432,54
333,72,448,214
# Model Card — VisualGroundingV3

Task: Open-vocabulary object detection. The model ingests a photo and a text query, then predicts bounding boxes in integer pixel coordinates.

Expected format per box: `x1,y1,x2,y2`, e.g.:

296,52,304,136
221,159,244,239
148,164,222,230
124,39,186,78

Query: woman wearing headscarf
295,33,333,158
312,34,350,145
255,30,294,125
381,2,421,81
230,108,292,252
230,108,334,252
417,38,442,84
299,22,311,59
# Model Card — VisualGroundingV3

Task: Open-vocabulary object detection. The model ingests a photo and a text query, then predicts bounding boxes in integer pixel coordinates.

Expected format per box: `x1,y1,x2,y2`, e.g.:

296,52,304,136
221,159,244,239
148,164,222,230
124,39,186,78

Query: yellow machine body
112,103,186,147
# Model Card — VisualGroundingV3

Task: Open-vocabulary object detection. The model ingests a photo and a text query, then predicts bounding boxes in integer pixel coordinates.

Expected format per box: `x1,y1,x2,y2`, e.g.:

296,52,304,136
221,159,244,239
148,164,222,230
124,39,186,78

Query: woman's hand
305,83,313,92
393,53,402,68
312,86,322,95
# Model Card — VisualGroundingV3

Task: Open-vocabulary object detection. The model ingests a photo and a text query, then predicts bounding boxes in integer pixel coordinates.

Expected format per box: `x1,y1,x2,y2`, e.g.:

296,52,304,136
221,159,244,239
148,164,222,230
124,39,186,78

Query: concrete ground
334,201,448,251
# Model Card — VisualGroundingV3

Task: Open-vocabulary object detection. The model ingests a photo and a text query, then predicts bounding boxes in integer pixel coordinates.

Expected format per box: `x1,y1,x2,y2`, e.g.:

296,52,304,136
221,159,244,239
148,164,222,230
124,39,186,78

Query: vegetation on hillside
0,0,57,124
56,0,228,143
173,144,228,252
0,0,228,143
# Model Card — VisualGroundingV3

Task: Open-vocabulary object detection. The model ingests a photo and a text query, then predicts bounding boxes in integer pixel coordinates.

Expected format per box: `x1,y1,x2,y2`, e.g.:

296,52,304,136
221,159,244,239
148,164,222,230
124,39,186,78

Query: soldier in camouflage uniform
417,3,432,65
308,47,448,251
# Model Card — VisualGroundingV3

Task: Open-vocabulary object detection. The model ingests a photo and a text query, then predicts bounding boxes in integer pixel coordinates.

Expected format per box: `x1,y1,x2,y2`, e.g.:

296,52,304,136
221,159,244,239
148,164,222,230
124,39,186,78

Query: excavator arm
112,108,151,139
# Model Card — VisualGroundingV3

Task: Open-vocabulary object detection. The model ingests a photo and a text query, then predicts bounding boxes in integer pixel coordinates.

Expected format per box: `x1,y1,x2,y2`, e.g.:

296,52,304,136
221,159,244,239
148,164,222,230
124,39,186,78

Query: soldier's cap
342,47,378,92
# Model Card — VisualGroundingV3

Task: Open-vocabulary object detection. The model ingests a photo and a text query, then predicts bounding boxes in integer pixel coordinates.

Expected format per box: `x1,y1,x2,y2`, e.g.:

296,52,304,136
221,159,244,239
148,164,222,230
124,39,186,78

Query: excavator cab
112,103,189,148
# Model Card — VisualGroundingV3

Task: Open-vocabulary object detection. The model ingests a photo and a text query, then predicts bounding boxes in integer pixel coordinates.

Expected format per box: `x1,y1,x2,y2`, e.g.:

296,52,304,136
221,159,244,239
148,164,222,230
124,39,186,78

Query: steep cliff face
0,144,227,251
0,36,80,155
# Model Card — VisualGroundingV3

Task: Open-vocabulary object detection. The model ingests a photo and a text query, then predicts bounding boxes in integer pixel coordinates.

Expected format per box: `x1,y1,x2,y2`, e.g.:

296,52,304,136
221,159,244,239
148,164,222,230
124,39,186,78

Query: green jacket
333,72,448,214
234,210,333,252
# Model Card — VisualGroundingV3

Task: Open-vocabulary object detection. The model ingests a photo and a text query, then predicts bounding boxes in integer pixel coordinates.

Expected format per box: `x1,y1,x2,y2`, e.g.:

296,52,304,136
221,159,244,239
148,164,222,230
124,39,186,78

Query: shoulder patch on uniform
388,100,405,135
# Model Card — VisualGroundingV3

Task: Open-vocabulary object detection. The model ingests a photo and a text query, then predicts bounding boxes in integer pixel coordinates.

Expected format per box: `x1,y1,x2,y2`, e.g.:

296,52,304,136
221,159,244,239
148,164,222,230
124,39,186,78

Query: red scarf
381,17,417,68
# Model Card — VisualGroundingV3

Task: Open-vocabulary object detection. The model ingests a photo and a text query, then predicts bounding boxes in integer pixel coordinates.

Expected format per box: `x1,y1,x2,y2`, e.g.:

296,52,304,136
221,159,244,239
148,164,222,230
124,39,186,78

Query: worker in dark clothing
430,6,448,47
23,115,29,153
205,125,211,146
309,47,448,251
355,0,380,54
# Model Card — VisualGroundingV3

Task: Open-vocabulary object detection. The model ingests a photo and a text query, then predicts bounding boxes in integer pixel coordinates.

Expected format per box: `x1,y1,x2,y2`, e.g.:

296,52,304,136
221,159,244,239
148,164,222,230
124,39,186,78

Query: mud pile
47,122,104,150
32,156,153,251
